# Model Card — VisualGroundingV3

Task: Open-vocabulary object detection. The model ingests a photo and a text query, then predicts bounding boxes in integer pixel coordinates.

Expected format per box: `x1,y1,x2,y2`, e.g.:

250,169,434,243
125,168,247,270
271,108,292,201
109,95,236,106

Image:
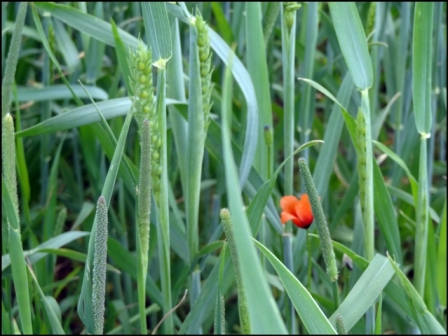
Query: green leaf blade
329,3,373,90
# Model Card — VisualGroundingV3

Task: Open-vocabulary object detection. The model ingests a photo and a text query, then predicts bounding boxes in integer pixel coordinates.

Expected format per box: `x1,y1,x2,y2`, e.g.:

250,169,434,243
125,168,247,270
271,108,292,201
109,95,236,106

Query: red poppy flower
280,194,314,229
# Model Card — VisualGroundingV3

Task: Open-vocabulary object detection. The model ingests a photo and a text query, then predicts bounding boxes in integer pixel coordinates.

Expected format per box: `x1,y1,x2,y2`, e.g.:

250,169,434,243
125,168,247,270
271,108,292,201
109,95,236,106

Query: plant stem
360,90,375,261
414,138,429,295
155,68,173,333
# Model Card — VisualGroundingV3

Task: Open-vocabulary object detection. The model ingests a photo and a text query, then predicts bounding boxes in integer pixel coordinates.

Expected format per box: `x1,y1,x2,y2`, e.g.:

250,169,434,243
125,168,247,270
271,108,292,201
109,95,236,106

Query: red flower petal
294,194,313,229
280,194,315,229
280,195,299,214
281,211,298,224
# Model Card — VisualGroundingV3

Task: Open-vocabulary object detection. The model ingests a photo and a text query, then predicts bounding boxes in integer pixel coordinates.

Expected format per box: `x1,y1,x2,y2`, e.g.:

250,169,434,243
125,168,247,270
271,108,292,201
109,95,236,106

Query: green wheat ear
92,196,108,335
284,2,301,31
195,9,215,132
128,41,155,126
128,40,162,195
220,208,251,334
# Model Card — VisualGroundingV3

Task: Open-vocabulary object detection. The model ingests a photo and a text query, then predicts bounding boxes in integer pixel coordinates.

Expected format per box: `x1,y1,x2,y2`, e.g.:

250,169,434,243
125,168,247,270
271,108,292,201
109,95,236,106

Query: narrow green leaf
210,2,233,44
26,263,65,334
329,3,373,90
313,74,353,197
373,140,418,207
53,19,80,71
167,18,188,197
1,232,90,271
412,2,434,135
15,85,108,102
414,139,429,295
33,2,139,49
246,2,271,179
436,201,446,306
141,2,172,66
31,4,83,106
253,238,337,334
2,180,32,334
372,160,402,265
387,253,446,334
111,19,133,96
330,254,395,332
15,98,181,138
221,50,287,334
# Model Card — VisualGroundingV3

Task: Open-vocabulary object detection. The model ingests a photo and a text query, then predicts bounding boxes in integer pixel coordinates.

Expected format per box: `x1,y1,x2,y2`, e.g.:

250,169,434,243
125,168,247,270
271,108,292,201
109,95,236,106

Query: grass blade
221,49,287,334
2,180,32,334
329,254,395,332
328,2,373,90
141,2,172,66
412,2,434,136
253,238,337,334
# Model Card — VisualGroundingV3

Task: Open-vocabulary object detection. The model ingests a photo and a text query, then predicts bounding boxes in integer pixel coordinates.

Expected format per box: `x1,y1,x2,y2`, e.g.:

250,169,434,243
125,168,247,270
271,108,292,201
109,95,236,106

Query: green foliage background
2,2,446,334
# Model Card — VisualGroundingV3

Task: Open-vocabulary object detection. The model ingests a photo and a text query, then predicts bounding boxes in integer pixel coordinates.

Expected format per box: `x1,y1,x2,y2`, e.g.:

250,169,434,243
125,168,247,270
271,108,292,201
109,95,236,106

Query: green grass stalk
360,91,375,261
306,232,312,289
414,138,429,295
375,293,382,334
155,67,173,334
412,2,434,297
282,232,296,332
281,5,299,330
260,125,274,270
332,280,340,310
298,3,317,166
246,2,272,179
213,294,226,335
281,2,297,207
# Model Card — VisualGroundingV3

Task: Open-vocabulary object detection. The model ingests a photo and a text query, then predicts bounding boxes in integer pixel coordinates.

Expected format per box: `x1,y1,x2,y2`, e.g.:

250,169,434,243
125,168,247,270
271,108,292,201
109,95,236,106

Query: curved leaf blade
329,3,373,90
253,238,337,334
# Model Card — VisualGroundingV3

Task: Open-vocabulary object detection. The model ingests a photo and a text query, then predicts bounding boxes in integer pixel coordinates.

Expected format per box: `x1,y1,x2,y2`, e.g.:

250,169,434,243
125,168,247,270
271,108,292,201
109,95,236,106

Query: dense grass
2,2,446,334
